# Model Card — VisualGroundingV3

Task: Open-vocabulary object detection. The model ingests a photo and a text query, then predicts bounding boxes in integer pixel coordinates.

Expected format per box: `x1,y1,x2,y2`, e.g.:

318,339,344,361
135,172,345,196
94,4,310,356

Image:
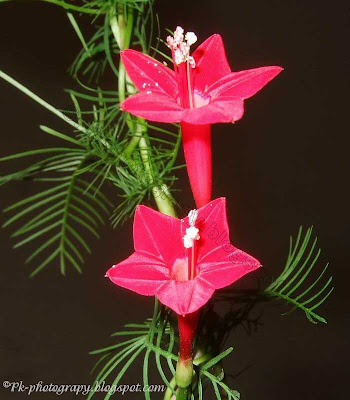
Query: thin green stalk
176,387,189,400
163,376,177,400
15,0,101,14
111,5,134,104
108,3,177,218
123,117,145,157
193,353,212,366
59,168,78,275
139,135,176,217
0,69,85,133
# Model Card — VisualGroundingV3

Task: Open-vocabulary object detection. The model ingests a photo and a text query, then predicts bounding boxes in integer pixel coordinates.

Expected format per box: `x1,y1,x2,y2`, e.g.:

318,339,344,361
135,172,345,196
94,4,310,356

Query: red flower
107,198,261,316
121,30,281,125
120,29,282,208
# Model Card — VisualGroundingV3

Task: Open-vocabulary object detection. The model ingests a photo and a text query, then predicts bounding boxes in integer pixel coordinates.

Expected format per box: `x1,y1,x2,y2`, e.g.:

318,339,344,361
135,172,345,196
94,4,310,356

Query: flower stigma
183,209,200,281
183,209,200,249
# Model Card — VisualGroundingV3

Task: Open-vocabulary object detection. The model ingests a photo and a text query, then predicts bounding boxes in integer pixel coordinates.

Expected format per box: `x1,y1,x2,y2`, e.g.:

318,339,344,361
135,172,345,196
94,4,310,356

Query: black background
0,1,349,399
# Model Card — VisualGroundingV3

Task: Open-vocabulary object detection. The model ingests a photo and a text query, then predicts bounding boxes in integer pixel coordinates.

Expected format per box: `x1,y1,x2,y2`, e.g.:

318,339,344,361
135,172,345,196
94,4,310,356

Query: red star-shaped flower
121,32,281,124
120,29,282,208
107,198,261,316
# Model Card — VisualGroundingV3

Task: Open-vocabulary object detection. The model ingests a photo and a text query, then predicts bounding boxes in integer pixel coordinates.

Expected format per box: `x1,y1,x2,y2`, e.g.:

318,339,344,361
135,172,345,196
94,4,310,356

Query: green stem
37,0,101,14
193,353,211,366
118,60,126,105
139,135,176,217
0,69,85,133
110,5,140,152
163,376,177,400
59,173,75,275
162,351,212,400
58,158,87,275
109,3,176,217
176,387,189,400
148,298,159,342
123,119,144,158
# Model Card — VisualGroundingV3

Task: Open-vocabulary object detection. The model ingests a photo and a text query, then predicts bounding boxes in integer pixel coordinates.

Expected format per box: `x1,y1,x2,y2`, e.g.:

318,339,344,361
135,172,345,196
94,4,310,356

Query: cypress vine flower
106,197,260,315
106,197,261,388
120,28,282,207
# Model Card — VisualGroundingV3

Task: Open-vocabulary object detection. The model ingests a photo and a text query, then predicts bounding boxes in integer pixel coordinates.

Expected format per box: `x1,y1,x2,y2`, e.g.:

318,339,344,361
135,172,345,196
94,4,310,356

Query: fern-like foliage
67,0,156,83
0,65,181,275
265,226,334,324
1,146,112,276
89,300,240,400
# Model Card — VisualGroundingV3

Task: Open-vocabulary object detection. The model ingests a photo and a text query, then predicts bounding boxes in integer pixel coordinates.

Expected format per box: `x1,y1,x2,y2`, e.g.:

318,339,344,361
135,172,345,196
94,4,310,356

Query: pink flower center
171,258,189,281
194,90,210,108
171,257,199,282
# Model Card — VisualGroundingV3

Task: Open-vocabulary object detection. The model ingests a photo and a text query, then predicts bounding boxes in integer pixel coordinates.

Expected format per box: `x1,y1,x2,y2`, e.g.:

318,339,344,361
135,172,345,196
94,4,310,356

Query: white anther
183,226,200,249
174,49,185,65
174,26,184,44
142,83,147,89
167,36,175,48
167,27,198,67
185,32,197,46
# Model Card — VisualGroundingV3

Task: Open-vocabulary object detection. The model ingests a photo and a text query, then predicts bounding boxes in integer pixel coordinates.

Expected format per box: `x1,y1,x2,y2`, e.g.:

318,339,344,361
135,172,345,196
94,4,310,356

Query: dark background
0,1,349,399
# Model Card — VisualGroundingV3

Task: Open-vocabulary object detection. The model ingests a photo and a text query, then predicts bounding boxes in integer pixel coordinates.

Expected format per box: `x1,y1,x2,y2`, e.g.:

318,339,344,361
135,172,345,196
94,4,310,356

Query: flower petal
121,50,178,98
107,252,170,296
199,249,261,289
206,66,283,100
134,205,185,266
209,96,245,122
156,277,215,315
121,92,184,123
189,198,230,262
192,34,232,94
182,102,232,124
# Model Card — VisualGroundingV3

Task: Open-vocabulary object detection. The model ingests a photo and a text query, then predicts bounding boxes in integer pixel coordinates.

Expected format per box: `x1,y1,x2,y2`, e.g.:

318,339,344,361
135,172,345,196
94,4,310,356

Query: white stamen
183,209,200,249
174,26,184,44
167,36,175,48
142,83,147,89
174,49,185,65
185,32,197,46
167,26,198,67
183,227,200,249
